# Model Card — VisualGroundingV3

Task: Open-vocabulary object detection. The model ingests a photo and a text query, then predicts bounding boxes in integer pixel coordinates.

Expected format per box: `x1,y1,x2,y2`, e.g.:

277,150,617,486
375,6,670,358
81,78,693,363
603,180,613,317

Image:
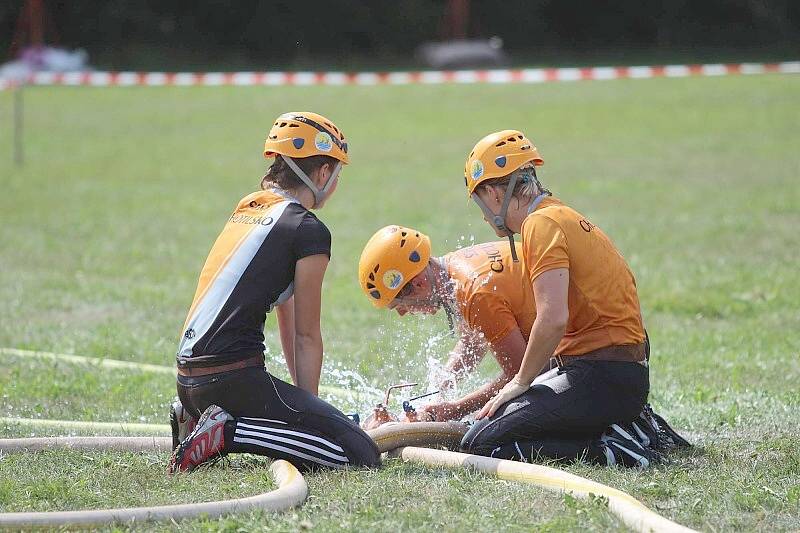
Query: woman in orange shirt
457,130,687,467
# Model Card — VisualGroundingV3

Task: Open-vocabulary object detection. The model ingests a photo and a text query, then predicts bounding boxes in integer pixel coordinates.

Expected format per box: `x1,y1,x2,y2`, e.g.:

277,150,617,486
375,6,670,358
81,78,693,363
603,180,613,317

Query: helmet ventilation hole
373,265,380,273
507,137,516,142
366,282,376,289
325,122,339,135
495,141,506,147
368,272,375,281
370,290,381,300
409,251,421,262
289,124,300,128
279,122,287,127
399,239,406,247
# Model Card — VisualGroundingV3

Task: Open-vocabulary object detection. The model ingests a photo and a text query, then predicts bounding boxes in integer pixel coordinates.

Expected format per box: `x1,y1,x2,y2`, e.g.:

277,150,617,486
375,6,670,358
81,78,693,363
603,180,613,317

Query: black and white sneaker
638,404,691,451
596,424,662,468
629,417,658,449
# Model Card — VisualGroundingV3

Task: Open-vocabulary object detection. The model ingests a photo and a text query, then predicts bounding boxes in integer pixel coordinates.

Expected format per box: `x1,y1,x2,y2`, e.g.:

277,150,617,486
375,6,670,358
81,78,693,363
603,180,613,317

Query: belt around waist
176,354,265,377
555,342,647,367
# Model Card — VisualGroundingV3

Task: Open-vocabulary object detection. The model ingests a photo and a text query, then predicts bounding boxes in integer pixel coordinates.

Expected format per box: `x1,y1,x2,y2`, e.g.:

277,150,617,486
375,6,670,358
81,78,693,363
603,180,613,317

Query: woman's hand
476,377,530,420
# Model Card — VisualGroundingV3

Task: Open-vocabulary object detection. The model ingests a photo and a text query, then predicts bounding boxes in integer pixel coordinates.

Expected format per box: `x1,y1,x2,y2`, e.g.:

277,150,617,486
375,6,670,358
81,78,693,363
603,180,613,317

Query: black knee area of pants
342,429,381,468
301,411,381,468
460,415,508,456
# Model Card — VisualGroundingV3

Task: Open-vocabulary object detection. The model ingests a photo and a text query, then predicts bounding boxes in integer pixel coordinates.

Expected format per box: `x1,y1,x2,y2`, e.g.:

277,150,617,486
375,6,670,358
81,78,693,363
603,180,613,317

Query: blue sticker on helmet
293,138,305,149
495,155,507,168
470,160,484,180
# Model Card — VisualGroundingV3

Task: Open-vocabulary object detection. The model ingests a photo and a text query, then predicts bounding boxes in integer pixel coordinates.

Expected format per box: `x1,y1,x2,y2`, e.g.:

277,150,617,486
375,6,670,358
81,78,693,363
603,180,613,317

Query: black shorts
177,366,380,471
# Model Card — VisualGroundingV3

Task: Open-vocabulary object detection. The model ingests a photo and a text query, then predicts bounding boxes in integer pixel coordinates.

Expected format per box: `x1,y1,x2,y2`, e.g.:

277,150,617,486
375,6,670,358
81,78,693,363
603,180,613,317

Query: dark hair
261,154,338,191
478,164,550,199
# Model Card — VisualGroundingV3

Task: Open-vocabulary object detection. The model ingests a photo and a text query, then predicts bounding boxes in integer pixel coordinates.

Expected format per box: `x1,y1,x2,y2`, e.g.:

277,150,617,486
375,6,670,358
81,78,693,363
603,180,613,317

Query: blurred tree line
2,0,799,69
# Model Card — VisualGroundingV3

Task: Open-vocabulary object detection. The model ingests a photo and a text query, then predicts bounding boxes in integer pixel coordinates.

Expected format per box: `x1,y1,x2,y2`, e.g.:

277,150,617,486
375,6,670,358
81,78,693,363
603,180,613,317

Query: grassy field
1,73,799,531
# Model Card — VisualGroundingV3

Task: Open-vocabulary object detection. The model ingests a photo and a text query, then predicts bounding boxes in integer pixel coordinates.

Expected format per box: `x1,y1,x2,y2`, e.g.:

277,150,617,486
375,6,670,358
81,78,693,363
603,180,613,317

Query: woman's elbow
295,330,322,347
539,313,568,335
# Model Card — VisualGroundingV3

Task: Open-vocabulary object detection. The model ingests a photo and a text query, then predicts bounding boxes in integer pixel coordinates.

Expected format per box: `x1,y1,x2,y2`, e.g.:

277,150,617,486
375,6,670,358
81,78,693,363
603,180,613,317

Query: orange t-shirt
521,196,645,356
445,241,534,345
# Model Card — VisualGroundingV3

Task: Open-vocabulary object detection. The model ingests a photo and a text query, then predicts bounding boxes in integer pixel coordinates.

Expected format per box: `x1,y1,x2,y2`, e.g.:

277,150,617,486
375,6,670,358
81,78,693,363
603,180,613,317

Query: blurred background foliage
2,0,799,70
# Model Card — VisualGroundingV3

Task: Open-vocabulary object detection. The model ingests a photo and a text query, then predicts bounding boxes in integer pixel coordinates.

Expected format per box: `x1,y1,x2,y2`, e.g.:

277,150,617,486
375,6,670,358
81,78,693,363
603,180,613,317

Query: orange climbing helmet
358,226,432,308
264,111,349,164
263,111,348,207
463,130,546,261
464,130,543,197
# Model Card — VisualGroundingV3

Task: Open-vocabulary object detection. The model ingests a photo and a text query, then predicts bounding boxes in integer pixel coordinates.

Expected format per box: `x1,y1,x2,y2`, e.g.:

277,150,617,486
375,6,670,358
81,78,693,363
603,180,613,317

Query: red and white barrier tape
1,61,798,90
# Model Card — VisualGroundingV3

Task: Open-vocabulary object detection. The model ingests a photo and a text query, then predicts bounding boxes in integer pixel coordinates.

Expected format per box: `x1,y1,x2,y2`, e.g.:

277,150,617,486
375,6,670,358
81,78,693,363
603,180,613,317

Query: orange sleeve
523,215,570,282
463,291,519,345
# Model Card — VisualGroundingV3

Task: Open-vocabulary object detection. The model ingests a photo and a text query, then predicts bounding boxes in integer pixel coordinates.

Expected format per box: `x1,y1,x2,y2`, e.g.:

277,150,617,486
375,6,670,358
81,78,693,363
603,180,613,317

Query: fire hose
0,437,306,529
0,422,695,532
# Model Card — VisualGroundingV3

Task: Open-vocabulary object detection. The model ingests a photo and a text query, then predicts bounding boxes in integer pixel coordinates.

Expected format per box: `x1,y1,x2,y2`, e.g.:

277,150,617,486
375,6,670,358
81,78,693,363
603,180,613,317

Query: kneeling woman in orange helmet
168,112,379,473
459,131,663,467
359,229,534,422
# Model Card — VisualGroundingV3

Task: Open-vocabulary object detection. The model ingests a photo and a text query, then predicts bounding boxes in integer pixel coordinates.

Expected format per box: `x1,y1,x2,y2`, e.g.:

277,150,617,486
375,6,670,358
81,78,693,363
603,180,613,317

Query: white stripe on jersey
178,200,292,358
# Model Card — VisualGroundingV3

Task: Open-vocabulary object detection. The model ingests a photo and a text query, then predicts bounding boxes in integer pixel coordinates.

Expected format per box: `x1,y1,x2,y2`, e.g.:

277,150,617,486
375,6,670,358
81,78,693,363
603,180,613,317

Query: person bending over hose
359,232,532,422
168,112,380,473
454,130,690,467
357,226,687,466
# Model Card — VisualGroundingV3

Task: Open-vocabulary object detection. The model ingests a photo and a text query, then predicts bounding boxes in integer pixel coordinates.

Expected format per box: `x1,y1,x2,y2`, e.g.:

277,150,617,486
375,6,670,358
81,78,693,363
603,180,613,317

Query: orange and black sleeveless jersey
176,189,330,368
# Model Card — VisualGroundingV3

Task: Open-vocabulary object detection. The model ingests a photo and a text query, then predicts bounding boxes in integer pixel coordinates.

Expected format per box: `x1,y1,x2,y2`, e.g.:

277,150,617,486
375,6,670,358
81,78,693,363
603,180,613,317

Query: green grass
1,73,799,531
0,453,622,532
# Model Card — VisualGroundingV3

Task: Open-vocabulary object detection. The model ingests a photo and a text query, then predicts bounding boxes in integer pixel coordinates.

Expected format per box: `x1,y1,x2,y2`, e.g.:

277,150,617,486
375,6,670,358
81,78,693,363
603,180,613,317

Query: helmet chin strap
283,156,342,208
430,257,458,336
471,172,521,261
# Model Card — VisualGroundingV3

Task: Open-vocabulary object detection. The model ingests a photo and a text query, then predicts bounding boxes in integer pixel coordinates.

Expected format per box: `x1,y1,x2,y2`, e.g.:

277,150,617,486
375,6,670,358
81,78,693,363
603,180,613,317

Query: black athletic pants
460,359,649,463
177,366,380,471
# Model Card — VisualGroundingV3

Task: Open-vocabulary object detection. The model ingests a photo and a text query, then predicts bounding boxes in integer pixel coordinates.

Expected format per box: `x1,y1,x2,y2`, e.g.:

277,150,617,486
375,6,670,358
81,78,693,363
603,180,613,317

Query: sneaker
629,418,658,450
638,404,691,451
169,398,198,451
597,424,662,468
168,404,232,474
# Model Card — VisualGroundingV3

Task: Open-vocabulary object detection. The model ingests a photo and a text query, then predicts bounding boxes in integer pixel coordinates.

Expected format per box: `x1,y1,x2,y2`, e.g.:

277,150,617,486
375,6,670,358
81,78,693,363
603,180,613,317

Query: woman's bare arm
292,254,329,396
276,296,296,385
477,268,569,419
